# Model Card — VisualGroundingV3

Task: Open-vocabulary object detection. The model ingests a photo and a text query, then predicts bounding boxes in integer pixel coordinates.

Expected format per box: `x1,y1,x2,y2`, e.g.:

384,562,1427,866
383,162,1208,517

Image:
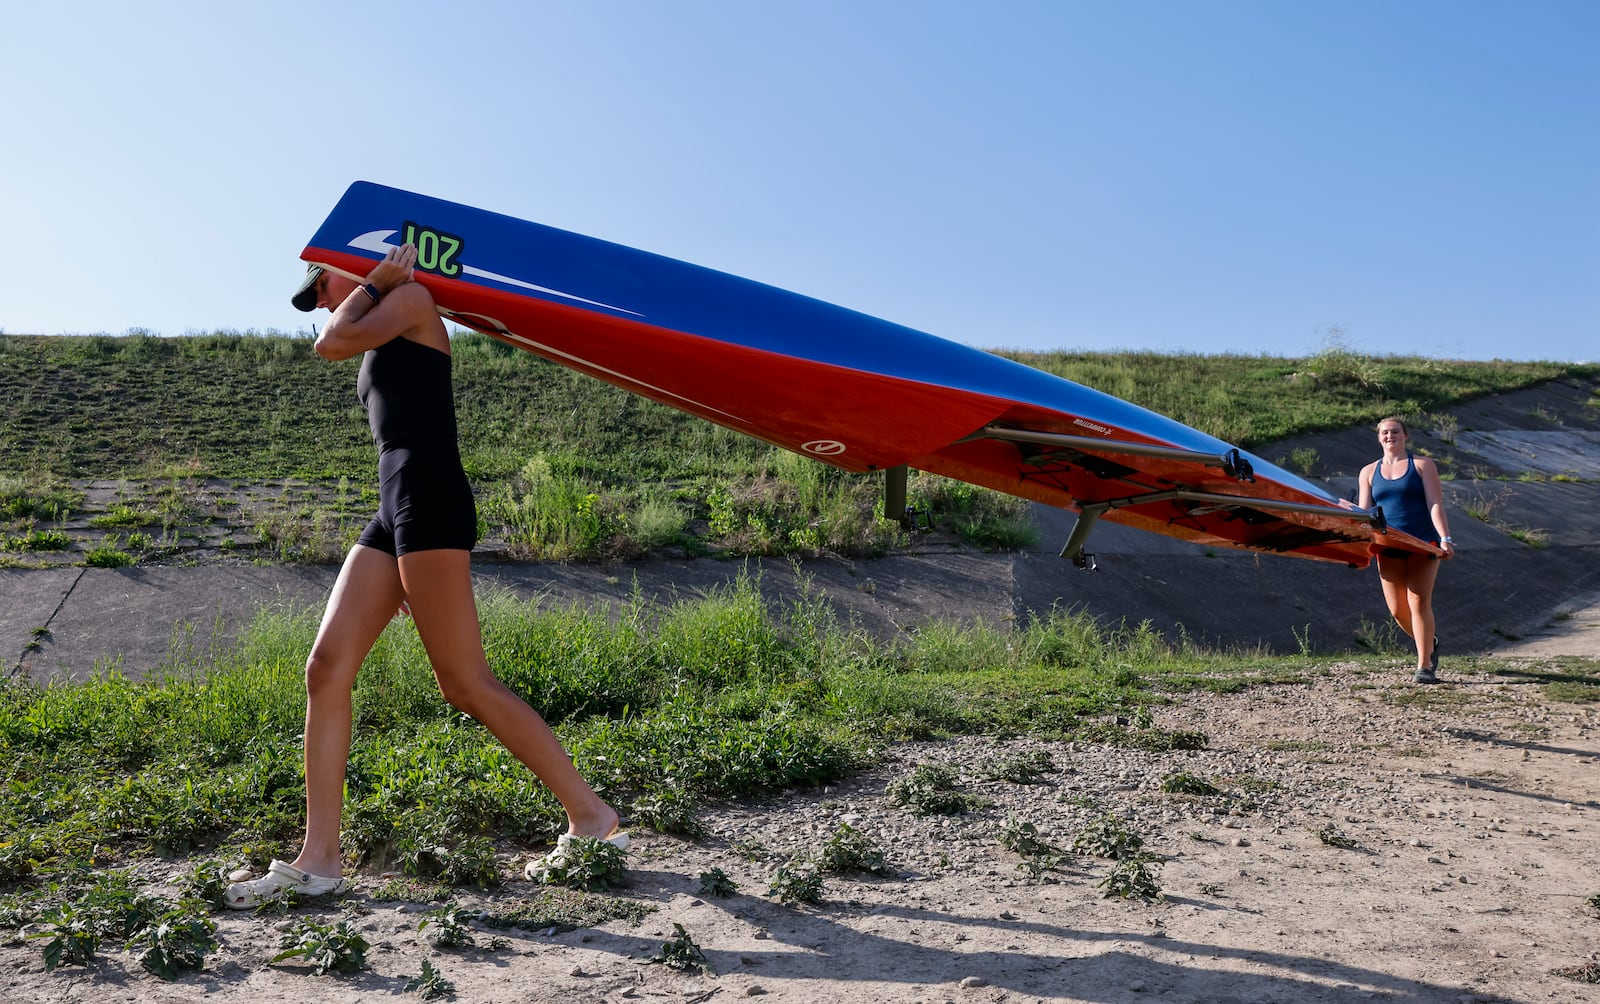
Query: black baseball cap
291,264,324,311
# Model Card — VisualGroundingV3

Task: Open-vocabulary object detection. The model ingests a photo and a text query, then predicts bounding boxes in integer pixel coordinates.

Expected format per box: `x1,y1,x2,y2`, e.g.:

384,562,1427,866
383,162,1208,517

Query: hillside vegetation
0,331,1589,564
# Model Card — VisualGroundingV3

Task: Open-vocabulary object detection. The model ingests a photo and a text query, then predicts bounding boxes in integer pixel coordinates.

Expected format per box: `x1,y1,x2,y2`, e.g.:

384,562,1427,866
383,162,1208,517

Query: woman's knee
433,667,505,717
304,647,359,696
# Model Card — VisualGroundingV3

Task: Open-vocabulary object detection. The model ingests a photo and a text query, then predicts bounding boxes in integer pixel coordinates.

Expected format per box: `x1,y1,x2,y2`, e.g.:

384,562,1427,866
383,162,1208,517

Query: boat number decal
803,440,847,456
401,222,464,278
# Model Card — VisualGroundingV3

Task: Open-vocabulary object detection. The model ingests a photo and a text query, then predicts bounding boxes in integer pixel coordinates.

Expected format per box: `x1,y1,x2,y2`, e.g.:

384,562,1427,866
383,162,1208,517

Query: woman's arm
1356,462,1376,509
314,245,443,360
1415,457,1454,555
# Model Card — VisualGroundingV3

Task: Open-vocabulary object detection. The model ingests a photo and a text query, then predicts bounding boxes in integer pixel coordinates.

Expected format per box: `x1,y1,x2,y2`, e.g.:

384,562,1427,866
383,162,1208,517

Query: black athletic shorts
356,449,478,556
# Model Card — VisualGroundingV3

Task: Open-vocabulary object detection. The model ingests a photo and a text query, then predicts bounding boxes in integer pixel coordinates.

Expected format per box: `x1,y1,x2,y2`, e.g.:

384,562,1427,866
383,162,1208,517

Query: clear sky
2,1,1594,361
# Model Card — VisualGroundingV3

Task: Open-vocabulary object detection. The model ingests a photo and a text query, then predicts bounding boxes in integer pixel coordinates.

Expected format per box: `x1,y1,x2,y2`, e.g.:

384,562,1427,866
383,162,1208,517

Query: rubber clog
224,859,353,910
524,831,630,882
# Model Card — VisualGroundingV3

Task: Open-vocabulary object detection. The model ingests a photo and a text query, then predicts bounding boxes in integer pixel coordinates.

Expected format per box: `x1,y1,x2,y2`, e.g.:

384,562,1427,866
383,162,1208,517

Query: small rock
1233,837,1251,847
569,965,584,977
1129,978,1147,991
754,929,771,940
744,986,768,997
227,868,253,882
959,975,989,988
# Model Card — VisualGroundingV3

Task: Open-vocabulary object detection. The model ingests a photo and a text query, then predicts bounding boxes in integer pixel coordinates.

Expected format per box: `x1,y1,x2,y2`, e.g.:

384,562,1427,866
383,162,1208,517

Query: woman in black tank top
225,244,624,908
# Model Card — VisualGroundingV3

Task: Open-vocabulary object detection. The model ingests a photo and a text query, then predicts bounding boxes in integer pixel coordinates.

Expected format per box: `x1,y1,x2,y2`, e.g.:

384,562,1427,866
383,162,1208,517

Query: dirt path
3,655,1597,1004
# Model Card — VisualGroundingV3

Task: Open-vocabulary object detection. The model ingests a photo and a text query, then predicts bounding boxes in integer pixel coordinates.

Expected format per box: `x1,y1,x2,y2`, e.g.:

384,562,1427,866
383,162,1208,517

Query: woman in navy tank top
226,244,624,908
1356,418,1455,684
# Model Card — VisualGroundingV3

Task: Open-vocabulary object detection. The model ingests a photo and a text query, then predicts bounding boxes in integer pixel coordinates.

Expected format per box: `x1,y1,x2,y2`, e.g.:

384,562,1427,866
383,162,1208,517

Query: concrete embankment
7,377,1599,681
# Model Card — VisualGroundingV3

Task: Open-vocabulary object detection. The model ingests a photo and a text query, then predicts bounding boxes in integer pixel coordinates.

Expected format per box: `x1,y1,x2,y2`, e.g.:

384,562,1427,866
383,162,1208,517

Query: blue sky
2,1,1594,361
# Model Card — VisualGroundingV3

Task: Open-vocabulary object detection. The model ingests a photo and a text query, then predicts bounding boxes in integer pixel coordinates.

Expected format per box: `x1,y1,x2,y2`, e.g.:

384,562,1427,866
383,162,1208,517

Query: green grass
1002,347,1583,445
5,333,1577,479
0,577,1306,900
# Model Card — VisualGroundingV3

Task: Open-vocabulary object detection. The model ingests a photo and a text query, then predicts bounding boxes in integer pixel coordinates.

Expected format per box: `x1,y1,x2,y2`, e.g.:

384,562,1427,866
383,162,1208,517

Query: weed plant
1097,855,1165,902
767,860,825,905
629,785,704,837
999,814,1070,882
125,909,218,980
816,822,895,876
1072,812,1145,860
999,814,1059,859
1161,771,1220,796
977,749,1057,784
649,922,713,974
885,763,986,816
419,905,510,950
697,868,738,898
404,958,457,999
271,918,371,975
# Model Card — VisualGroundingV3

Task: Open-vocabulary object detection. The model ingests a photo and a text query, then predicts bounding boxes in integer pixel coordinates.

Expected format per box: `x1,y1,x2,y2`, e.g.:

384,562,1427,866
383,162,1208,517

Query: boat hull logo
802,440,847,456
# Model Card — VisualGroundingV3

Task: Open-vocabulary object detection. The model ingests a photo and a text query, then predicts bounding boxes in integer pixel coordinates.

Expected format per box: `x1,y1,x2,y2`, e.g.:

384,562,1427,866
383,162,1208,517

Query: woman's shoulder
1410,454,1441,478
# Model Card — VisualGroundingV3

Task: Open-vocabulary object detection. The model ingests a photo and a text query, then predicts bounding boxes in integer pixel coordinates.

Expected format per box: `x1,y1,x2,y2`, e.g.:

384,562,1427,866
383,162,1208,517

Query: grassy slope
1,331,1587,482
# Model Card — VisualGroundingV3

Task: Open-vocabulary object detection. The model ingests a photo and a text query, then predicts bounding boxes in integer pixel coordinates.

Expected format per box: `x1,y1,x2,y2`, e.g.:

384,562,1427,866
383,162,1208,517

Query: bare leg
1375,554,1421,663
1403,557,1442,671
292,545,405,877
397,548,619,838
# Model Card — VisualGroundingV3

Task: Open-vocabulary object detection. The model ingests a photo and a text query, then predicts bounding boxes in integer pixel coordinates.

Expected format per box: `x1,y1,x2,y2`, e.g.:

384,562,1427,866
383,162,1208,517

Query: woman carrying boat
1356,417,1455,684
225,245,625,907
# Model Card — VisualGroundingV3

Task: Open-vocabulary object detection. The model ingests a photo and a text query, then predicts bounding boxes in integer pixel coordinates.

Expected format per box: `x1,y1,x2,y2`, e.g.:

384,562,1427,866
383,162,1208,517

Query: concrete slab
14,565,338,682
1262,375,1600,480
1013,475,1600,657
1,568,84,675
8,553,1024,684
1496,592,1600,658
1452,431,1600,479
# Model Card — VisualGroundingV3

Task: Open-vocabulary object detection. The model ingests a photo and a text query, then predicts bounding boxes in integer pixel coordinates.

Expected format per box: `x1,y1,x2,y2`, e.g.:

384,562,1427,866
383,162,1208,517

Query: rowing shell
301,181,1441,569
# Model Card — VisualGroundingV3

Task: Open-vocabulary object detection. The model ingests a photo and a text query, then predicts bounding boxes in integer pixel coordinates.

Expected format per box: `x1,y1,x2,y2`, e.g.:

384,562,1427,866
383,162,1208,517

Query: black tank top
356,336,461,456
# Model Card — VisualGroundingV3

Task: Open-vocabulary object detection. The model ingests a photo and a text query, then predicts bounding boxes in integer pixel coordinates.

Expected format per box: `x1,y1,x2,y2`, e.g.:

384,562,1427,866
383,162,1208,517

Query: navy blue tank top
1371,454,1434,541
